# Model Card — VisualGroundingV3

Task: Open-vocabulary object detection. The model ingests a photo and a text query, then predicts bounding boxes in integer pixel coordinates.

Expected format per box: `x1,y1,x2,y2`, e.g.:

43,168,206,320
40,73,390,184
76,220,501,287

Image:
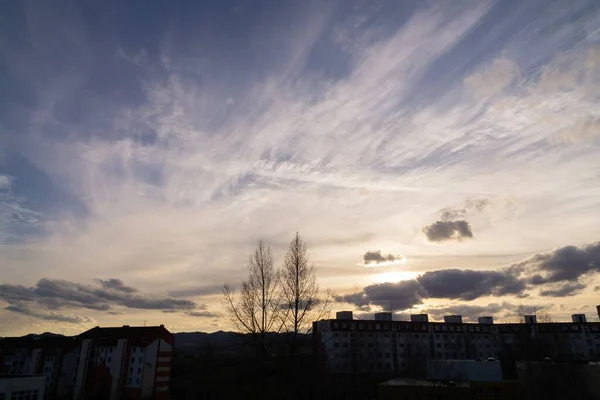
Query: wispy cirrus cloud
1,0,600,333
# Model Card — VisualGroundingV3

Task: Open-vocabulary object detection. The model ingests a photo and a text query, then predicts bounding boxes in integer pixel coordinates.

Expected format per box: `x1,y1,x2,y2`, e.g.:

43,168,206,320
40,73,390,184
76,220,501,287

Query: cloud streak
1,1,600,333
0,278,214,319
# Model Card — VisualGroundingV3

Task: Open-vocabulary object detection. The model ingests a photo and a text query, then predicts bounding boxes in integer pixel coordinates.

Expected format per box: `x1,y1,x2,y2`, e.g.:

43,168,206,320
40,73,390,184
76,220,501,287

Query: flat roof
380,378,470,388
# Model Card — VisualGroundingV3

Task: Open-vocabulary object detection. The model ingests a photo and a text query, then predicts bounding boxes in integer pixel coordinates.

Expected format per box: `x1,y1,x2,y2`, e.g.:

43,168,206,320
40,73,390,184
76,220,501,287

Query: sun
371,270,419,284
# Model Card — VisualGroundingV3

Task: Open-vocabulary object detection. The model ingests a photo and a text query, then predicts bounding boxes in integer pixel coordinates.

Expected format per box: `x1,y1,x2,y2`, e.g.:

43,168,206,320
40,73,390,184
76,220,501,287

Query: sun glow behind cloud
371,271,420,284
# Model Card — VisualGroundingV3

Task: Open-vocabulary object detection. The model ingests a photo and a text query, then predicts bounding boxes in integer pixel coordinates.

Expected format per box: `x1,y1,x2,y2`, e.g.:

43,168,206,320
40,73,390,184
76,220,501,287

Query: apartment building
0,325,174,400
313,310,600,376
0,334,79,397
73,325,173,400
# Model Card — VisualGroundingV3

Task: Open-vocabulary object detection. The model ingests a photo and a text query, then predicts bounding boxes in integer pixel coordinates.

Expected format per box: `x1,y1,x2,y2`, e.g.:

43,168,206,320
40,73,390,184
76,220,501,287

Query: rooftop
380,378,470,388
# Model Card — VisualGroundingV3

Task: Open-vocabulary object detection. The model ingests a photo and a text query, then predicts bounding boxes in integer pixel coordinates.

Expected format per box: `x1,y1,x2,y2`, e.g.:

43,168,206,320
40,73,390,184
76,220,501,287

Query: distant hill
174,330,244,348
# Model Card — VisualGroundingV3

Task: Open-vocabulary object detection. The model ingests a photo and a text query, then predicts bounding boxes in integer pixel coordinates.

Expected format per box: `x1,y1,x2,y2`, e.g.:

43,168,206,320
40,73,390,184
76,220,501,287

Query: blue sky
1,0,600,335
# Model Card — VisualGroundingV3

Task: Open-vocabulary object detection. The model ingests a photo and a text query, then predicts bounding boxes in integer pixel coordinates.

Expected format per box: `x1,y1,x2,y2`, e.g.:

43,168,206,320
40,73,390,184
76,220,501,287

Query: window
107,357,111,363
131,357,135,364
138,368,141,373
136,378,140,384
130,367,133,373
128,378,132,384
376,324,380,330
359,323,364,329
132,347,136,353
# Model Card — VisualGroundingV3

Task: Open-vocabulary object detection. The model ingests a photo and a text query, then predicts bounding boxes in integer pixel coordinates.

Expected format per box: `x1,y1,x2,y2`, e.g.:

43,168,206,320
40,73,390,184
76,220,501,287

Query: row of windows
3,390,39,400
331,322,600,333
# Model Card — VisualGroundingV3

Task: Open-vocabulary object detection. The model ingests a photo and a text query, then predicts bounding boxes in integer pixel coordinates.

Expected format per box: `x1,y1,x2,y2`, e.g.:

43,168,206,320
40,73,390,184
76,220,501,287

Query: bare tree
222,240,282,357
280,232,332,356
537,311,553,323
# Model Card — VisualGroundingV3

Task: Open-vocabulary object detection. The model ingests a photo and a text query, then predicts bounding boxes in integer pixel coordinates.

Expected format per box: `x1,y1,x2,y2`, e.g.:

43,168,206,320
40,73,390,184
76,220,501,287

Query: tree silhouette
280,232,332,357
222,240,283,358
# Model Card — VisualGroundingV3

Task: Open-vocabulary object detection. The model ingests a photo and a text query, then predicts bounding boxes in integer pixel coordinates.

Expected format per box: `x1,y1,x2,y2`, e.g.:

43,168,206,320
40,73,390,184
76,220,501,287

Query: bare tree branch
221,240,283,357
280,232,332,356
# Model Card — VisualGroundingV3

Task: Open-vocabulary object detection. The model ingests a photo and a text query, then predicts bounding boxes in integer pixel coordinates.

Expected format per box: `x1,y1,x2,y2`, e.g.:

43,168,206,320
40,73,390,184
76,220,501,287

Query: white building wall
73,339,92,400
140,339,159,399
109,339,127,400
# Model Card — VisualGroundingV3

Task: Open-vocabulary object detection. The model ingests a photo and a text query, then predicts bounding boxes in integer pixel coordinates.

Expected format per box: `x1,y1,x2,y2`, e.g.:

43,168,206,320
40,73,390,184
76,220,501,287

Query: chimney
572,314,587,323
443,315,462,324
336,311,353,320
597,305,600,320
524,315,537,324
375,312,393,321
410,314,429,322
478,316,494,324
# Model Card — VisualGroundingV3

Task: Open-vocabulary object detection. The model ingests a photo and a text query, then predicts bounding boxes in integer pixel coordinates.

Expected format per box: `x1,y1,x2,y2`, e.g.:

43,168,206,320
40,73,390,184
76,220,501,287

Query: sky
1,0,600,336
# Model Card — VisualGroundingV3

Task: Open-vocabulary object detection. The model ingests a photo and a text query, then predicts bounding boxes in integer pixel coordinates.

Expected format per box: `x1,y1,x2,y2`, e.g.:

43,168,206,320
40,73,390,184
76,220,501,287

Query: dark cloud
418,269,525,300
0,278,213,321
464,198,490,212
510,241,600,284
338,268,525,310
422,220,473,242
539,282,586,297
338,241,600,312
363,250,405,266
439,208,466,221
336,280,425,310
187,311,221,318
96,278,137,293
5,303,95,324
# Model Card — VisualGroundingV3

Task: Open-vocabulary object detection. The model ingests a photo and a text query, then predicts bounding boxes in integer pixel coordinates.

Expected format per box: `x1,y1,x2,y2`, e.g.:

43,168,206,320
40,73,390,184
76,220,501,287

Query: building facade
0,375,46,400
0,326,174,400
313,311,600,376
0,334,78,398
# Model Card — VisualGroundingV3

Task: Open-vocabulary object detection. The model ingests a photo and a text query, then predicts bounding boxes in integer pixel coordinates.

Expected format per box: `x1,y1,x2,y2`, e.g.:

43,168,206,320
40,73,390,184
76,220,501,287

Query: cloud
464,58,520,98
439,208,467,221
0,175,12,189
338,268,524,311
2,1,600,333
5,303,95,324
0,278,209,315
422,220,473,242
336,280,426,310
186,311,221,318
418,269,525,300
362,250,406,267
510,241,600,284
553,118,600,143
339,241,600,310
539,282,586,297
95,278,138,293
